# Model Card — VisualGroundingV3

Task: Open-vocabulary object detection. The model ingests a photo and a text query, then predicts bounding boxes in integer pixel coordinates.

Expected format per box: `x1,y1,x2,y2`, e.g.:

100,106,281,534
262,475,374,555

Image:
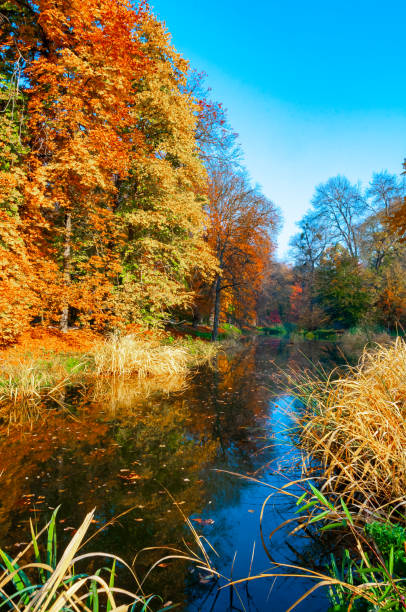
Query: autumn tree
0,0,152,335
26,0,151,330
206,166,279,340
0,3,37,343
0,1,220,341
112,11,217,326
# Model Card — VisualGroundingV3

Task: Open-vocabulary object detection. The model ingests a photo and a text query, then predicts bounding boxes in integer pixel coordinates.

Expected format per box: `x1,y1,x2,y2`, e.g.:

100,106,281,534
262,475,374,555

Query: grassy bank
0,329,220,412
280,338,406,610
294,338,406,505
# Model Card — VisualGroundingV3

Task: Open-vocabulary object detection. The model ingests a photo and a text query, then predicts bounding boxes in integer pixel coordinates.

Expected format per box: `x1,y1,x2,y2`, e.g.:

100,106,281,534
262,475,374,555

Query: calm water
0,338,347,611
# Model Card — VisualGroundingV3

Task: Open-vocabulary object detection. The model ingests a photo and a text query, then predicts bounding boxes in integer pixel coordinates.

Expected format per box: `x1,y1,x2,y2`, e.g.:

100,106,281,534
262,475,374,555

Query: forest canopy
0,0,279,344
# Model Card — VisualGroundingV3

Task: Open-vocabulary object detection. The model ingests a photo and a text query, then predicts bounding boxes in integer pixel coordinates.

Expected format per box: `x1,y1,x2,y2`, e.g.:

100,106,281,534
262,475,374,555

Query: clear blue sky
150,0,406,258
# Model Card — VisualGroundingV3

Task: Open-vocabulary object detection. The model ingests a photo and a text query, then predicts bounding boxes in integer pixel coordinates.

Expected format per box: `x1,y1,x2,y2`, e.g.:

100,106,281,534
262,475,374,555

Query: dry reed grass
0,333,220,415
91,333,219,378
92,334,190,377
0,334,220,418
0,355,86,408
294,337,406,505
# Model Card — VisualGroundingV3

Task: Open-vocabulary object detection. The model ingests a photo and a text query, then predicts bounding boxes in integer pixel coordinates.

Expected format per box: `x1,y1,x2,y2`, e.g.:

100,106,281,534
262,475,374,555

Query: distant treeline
259,170,406,331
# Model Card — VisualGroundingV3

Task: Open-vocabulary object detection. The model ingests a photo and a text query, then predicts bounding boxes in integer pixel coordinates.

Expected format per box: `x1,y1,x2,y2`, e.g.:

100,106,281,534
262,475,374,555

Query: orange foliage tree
0,1,219,343
23,0,148,331
206,166,279,340
111,12,216,326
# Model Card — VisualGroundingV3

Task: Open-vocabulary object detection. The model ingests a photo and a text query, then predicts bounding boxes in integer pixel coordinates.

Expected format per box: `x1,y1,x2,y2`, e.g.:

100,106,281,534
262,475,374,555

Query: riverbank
0,327,220,414
295,337,406,505
286,337,406,610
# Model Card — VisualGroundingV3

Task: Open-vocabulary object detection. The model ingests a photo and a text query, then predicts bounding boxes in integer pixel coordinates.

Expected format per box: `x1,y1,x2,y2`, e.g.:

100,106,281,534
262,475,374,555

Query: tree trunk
211,273,221,341
192,307,200,328
60,212,72,332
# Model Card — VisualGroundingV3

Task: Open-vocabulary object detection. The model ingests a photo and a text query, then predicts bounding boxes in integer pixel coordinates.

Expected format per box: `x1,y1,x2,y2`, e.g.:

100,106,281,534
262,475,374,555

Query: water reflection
0,338,346,610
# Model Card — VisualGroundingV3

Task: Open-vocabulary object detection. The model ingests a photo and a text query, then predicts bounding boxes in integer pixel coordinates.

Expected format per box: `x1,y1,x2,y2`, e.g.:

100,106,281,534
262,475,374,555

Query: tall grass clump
0,355,86,408
0,507,164,611
92,334,190,377
294,337,406,505
92,334,220,377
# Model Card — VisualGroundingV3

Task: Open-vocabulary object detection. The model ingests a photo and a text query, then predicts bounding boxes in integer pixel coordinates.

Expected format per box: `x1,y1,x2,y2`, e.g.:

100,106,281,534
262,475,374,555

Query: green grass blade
0,550,31,604
47,507,59,573
308,483,334,510
340,498,354,526
106,560,116,612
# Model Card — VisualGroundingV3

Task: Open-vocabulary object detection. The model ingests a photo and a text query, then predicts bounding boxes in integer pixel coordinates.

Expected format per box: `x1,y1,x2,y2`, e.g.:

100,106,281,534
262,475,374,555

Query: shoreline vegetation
1,322,392,415
294,336,406,505
1,0,406,608
283,336,406,610
0,333,406,610
0,328,223,414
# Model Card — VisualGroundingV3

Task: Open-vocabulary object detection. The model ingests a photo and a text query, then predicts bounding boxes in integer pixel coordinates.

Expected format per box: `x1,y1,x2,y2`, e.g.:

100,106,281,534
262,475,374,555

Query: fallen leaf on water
119,472,141,482
199,572,215,584
192,518,214,526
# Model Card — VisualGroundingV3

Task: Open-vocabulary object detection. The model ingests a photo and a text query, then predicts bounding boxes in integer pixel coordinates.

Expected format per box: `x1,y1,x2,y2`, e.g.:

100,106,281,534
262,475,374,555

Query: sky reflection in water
0,338,346,611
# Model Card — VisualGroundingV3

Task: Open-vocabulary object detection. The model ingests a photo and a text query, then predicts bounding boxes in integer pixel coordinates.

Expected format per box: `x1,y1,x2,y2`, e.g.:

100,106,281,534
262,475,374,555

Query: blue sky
150,0,406,258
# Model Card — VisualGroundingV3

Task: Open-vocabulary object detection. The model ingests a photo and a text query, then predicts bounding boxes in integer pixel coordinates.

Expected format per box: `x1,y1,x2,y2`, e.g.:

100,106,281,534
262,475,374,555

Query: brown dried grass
92,333,219,378
92,334,190,377
296,337,406,504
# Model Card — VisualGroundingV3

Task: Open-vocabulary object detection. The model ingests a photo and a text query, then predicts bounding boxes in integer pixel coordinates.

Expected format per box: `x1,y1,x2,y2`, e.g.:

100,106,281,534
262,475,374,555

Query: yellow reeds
91,333,219,378
92,334,190,377
0,356,86,408
295,337,406,504
0,334,220,414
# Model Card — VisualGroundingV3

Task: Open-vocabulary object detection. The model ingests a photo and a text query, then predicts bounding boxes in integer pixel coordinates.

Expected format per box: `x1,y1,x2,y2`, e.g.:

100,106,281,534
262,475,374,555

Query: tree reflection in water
0,338,346,610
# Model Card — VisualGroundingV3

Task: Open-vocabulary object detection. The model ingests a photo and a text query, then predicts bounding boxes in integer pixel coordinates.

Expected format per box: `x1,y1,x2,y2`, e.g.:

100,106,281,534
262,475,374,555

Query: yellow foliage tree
113,11,217,325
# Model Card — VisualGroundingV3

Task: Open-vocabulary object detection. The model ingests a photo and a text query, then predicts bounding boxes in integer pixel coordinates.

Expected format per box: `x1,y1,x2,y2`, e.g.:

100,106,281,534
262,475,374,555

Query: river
0,337,349,611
